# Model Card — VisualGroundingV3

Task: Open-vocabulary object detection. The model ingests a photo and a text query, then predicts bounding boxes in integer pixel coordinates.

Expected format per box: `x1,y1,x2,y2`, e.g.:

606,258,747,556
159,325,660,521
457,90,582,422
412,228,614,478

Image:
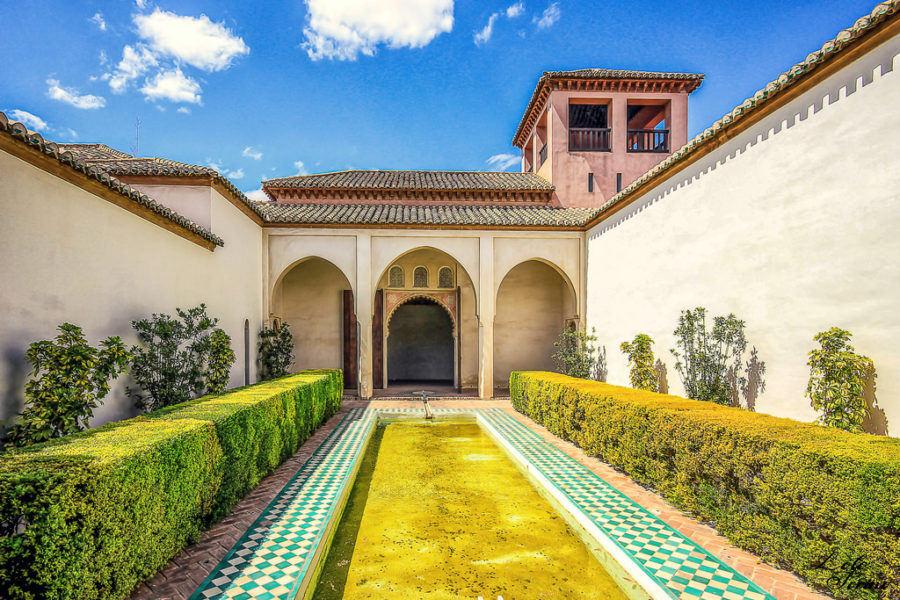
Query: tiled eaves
583,0,900,230
63,153,268,223
512,69,705,147
0,113,224,248
257,202,600,229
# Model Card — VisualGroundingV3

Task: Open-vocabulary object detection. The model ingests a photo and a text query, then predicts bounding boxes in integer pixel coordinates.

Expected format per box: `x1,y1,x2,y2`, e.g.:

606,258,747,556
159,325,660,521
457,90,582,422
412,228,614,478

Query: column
477,234,495,399
355,233,373,398
611,95,628,154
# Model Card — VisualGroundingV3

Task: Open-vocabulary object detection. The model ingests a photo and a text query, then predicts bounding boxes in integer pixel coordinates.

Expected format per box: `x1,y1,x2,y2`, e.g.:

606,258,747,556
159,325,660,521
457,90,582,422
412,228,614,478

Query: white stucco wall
0,152,263,427
585,33,900,431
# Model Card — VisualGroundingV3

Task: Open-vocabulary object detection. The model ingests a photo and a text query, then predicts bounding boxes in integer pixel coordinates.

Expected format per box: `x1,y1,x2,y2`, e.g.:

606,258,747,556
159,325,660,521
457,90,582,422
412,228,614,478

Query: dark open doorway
387,297,454,385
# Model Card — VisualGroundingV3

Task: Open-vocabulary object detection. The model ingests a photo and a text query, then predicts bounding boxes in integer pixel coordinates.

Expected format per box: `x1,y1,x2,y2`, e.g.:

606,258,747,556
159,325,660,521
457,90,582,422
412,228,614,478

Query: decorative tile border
189,407,774,600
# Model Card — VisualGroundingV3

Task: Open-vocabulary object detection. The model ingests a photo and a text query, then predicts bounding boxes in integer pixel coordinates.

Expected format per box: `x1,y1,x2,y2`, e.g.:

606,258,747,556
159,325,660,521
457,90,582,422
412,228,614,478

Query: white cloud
134,9,249,72
98,50,108,66
302,0,454,61
474,14,498,46
105,44,158,93
535,2,560,29
64,128,78,140
90,13,107,31
135,0,148,8
242,146,263,160
228,168,245,179
244,188,269,201
206,159,224,171
506,2,524,18
486,152,520,171
46,79,106,109
177,106,191,114
6,109,49,132
294,160,308,175
140,68,202,104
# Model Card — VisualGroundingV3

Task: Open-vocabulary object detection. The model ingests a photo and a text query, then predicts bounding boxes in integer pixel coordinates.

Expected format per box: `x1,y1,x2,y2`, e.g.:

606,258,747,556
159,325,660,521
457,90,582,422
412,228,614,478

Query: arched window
413,266,428,288
438,266,453,288
389,265,405,287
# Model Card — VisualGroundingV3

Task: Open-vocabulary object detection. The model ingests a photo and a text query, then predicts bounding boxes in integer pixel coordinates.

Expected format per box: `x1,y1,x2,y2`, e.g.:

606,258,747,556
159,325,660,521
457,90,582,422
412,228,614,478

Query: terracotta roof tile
0,113,224,247
263,170,553,192
259,202,596,228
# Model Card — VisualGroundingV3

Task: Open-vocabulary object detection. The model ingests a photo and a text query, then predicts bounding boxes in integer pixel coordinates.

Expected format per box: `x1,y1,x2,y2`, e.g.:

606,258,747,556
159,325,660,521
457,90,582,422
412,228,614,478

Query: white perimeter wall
586,33,900,431
0,152,263,426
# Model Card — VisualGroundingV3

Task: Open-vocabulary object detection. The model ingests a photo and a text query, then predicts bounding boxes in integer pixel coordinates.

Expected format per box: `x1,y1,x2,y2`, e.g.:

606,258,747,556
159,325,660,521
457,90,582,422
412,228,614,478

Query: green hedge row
0,369,343,600
510,371,900,600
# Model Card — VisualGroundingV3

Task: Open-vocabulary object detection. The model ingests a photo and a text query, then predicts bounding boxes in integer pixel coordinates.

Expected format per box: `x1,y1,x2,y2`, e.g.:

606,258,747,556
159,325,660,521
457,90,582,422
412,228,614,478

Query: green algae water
313,419,630,599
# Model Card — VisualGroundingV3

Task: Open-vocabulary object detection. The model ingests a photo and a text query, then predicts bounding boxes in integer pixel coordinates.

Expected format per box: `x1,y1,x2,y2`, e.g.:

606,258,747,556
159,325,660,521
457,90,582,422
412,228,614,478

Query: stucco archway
271,257,354,377
493,259,577,389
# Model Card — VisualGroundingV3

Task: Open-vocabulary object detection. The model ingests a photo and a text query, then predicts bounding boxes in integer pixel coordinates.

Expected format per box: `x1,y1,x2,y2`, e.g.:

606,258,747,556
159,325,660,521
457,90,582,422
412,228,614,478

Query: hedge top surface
0,370,340,468
513,371,900,461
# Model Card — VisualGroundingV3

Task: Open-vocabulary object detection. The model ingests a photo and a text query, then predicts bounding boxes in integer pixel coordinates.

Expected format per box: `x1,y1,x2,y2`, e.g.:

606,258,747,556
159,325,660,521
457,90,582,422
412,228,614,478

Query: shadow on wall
862,375,889,436
655,359,668,395
1,344,27,438
590,41,899,241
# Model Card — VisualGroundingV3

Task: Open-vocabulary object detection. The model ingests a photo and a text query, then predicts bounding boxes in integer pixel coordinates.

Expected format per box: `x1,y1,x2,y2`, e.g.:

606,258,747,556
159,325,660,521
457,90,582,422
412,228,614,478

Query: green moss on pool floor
314,419,629,599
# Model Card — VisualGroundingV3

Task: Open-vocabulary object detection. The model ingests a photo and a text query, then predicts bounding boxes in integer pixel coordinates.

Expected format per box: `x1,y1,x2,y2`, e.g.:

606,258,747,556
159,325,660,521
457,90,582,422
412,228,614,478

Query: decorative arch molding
384,291,458,336
493,257,578,313
371,238,479,303
267,234,357,299
270,255,354,301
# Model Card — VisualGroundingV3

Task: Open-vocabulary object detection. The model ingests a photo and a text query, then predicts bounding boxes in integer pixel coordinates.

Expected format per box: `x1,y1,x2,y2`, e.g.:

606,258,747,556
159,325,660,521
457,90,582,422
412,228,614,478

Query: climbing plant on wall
258,321,295,381
6,323,130,447
806,327,877,433
620,334,658,392
129,304,235,411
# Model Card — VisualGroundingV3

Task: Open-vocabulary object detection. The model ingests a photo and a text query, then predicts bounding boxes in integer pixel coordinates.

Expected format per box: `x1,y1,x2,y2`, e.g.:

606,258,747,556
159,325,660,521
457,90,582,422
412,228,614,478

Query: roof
0,113,224,247
583,0,900,229
263,170,552,195
258,202,597,228
57,144,267,221
513,69,705,147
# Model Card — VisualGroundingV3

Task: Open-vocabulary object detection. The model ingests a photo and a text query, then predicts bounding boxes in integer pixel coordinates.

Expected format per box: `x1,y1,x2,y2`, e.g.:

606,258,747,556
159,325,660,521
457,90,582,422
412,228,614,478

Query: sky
1,0,878,200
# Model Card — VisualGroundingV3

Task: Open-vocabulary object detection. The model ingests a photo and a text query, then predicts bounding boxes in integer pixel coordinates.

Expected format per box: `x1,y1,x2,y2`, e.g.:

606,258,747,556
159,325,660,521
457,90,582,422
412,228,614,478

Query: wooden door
373,289,384,389
342,290,357,389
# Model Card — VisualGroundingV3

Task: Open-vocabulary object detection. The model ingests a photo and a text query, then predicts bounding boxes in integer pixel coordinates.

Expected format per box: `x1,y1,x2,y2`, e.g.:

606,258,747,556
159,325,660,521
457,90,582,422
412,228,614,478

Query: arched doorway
494,260,577,390
271,257,355,383
387,297,454,385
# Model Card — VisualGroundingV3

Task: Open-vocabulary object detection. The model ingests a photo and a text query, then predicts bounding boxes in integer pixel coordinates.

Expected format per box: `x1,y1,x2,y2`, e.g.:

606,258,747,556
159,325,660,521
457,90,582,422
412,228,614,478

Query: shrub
807,327,878,433
671,307,765,406
552,327,607,380
129,304,236,411
0,369,342,600
510,371,900,600
6,324,129,448
258,322,294,381
620,334,657,392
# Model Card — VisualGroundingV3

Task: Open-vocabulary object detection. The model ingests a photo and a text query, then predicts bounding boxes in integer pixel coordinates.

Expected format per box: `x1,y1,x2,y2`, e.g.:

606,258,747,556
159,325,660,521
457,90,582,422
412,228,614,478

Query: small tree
806,327,876,432
671,307,765,405
258,322,294,381
553,327,603,380
620,334,658,392
129,304,235,411
594,345,608,383
7,323,129,447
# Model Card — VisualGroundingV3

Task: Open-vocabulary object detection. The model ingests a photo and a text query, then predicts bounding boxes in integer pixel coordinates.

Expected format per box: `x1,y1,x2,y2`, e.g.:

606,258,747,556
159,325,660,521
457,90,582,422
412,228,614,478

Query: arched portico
271,257,356,387
493,259,578,390
386,296,455,385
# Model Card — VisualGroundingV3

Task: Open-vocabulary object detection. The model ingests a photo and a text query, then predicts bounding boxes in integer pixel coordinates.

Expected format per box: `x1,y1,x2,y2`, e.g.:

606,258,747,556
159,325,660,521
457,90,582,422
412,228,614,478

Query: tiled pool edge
189,407,776,600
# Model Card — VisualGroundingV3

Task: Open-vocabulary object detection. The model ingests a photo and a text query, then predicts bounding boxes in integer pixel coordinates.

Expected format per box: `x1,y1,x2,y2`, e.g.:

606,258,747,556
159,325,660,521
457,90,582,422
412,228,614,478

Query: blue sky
1,0,877,199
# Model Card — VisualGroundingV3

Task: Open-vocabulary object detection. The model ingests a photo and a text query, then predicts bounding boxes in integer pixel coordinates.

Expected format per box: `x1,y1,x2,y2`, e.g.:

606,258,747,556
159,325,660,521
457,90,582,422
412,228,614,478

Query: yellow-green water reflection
314,419,629,599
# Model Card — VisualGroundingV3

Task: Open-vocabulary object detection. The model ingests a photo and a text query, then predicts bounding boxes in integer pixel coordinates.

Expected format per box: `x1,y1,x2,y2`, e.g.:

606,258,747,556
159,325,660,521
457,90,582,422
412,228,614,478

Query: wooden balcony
627,129,669,153
569,127,611,152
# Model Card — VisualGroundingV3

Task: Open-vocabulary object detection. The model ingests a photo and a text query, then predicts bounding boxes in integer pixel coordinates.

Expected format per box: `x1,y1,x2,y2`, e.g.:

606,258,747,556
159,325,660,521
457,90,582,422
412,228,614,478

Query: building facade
1,2,898,431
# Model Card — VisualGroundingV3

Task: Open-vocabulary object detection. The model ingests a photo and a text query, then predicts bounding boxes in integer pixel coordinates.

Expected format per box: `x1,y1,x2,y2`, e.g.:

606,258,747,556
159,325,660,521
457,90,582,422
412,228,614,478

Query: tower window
588,173,594,193
389,265,405,287
413,266,428,288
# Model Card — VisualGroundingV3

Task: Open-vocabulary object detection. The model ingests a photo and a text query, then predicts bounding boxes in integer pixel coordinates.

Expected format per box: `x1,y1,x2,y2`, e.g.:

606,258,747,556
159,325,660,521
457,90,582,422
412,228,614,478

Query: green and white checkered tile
477,408,773,600
189,407,375,600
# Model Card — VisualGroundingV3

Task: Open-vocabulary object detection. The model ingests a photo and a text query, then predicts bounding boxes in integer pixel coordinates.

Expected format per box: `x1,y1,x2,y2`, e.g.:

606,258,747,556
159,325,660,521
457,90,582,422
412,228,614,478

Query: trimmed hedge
0,369,342,600
510,371,900,600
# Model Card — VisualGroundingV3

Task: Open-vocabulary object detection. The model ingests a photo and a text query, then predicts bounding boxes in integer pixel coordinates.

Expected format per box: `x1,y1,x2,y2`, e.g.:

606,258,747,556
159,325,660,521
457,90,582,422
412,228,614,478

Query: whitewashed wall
586,33,900,431
0,152,264,427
